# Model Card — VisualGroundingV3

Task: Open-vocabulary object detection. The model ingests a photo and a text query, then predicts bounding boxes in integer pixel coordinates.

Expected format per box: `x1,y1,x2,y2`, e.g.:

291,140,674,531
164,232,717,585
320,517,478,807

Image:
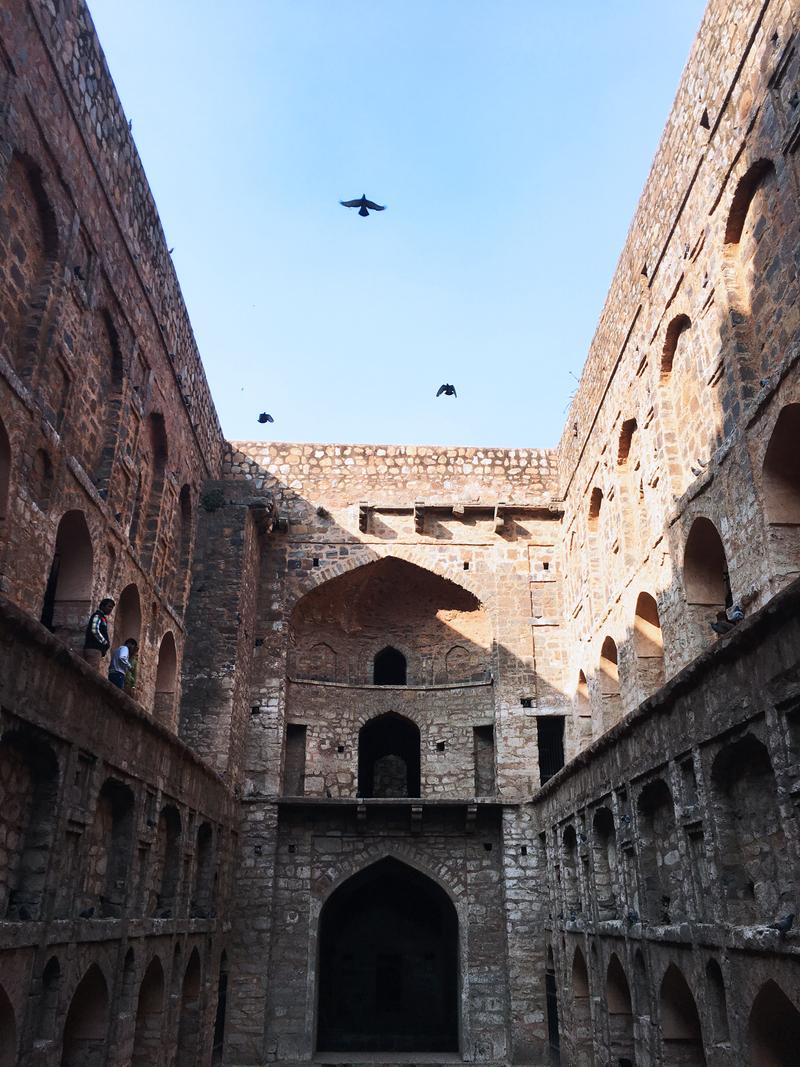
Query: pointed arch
154,631,178,723
570,946,592,1066
762,404,800,582
41,510,93,645
607,954,634,1061
317,856,458,1052
373,645,407,685
748,980,800,1066
637,778,682,923
176,948,203,1066
0,416,10,526
131,957,165,1066
592,807,617,919
599,636,622,728
115,582,142,649
659,964,706,1065
61,964,109,1067
705,959,729,1044
0,983,15,1067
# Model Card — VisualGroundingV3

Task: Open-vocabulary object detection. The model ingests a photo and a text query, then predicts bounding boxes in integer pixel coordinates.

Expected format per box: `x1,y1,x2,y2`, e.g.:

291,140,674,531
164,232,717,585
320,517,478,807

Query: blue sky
88,0,706,449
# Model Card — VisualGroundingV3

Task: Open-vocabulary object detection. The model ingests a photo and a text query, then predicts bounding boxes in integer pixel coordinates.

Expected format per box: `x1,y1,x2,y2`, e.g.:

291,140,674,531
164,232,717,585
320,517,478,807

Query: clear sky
88,0,706,449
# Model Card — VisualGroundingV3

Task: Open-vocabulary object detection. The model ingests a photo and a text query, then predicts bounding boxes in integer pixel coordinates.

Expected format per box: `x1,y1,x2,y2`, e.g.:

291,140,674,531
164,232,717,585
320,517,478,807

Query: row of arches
0,944,228,1066
0,149,197,605
553,732,790,928
0,727,217,923
34,507,180,719
557,943,800,1066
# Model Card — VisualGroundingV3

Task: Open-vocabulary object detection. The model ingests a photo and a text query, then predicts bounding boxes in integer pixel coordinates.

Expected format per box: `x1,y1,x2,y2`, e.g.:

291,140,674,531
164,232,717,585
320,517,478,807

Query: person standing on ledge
108,638,137,690
82,598,115,668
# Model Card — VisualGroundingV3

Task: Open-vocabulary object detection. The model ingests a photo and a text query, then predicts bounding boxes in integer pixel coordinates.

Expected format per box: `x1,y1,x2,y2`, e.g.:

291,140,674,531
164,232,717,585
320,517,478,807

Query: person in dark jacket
83,598,115,669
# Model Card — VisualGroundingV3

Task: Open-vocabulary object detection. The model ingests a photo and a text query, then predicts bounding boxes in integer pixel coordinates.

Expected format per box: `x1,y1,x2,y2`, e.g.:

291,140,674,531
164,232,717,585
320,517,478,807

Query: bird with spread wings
340,194,386,217
437,383,457,397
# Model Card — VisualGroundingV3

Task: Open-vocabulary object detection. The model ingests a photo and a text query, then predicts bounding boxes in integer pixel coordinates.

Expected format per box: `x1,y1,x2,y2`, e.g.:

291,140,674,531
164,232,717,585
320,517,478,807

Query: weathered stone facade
0,0,799,1065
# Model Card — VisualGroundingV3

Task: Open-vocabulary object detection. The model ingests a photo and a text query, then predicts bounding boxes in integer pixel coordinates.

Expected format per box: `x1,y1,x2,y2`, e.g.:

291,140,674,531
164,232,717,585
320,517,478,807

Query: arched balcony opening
154,631,178,724
659,964,706,1066
599,637,622,729
358,713,420,798
41,510,93,646
60,965,108,1067
762,404,800,583
374,646,407,685
748,980,800,1066
634,591,665,693
318,857,458,1053
115,582,141,650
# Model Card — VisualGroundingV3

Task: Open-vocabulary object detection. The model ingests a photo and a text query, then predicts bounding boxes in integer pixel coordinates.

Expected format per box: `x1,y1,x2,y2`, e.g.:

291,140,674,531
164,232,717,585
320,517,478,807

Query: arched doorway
41,511,93,645
61,964,108,1066
358,713,421,797
317,857,458,1053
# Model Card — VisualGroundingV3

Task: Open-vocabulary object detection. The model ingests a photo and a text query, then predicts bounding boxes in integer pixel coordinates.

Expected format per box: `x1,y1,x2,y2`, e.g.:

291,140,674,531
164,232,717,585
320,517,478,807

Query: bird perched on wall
768,913,794,935
727,603,744,624
436,383,457,398
258,412,274,425
710,611,735,636
340,194,386,217
78,906,95,919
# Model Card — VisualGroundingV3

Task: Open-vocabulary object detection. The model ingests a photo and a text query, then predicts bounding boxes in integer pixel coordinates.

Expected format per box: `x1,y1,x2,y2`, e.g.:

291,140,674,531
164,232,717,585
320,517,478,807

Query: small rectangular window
537,716,565,785
284,724,307,796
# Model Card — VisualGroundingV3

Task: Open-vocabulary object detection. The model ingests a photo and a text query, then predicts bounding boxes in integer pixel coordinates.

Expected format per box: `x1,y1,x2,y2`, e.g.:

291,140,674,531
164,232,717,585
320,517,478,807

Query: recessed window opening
358,713,420,798
683,517,732,607
373,646,407,685
537,716,565,785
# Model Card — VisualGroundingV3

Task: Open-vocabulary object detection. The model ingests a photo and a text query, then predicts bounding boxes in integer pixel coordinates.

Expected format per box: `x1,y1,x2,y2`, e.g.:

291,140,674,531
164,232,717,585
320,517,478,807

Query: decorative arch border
304,844,470,1058
285,544,491,614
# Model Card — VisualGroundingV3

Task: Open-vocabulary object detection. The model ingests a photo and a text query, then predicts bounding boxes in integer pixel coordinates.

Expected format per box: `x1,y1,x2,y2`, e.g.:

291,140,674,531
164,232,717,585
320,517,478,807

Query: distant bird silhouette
340,194,386,217
168,247,174,254
258,412,274,424
437,383,457,397
768,913,794,935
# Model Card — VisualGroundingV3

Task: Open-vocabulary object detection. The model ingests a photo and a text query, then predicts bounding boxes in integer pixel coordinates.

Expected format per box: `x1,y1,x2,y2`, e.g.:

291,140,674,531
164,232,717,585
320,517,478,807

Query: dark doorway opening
358,713,420,797
373,646,407,685
317,858,458,1052
537,716,565,785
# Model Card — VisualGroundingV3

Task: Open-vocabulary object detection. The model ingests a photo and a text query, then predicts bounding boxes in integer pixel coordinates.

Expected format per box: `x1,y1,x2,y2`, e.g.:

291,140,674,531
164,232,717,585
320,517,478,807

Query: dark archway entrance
317,858,458,1053
358,713,421,798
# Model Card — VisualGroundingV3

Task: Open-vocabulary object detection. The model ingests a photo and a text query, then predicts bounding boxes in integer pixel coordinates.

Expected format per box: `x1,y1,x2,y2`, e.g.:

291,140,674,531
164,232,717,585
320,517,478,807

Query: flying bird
258,413,274,424
340,194,386,218
437,384,457,397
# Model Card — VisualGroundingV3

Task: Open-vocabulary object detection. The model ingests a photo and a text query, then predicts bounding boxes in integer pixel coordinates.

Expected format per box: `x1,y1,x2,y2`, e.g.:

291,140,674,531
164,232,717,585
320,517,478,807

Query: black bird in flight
340,194,386,217
258,412,274,424
437,383,457,397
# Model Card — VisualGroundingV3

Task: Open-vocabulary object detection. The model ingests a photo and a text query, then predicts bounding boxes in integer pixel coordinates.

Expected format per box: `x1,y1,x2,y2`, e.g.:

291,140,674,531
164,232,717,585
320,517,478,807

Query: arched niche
174,484,193,609
374,645,407,685
710,734,785,924
41,511,93,645
151,805,181,916
154,631,178,724
705,959,729,1044
570,947,592,1067
288,556,490,686
592,806,617,919
84,777,134,918
91,310,124,495
140,413,168,566
659,964,706,1066
748,980,800,1066
575,670,591,717
212,952,229,1065
192,821,214,917
607,954,634,1062
35,955,61,1044
176,948,202,1067
637,778,683,923
0,729,58,919
317,857,458,1052
358,713,420,798
132,957,165,1067
61,964,109,1067
683,517,730,606
561,825,580,914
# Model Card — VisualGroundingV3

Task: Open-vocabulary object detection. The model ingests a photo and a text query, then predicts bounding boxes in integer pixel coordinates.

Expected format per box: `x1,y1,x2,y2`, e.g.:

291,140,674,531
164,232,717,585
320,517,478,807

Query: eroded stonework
0,0,799,1065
